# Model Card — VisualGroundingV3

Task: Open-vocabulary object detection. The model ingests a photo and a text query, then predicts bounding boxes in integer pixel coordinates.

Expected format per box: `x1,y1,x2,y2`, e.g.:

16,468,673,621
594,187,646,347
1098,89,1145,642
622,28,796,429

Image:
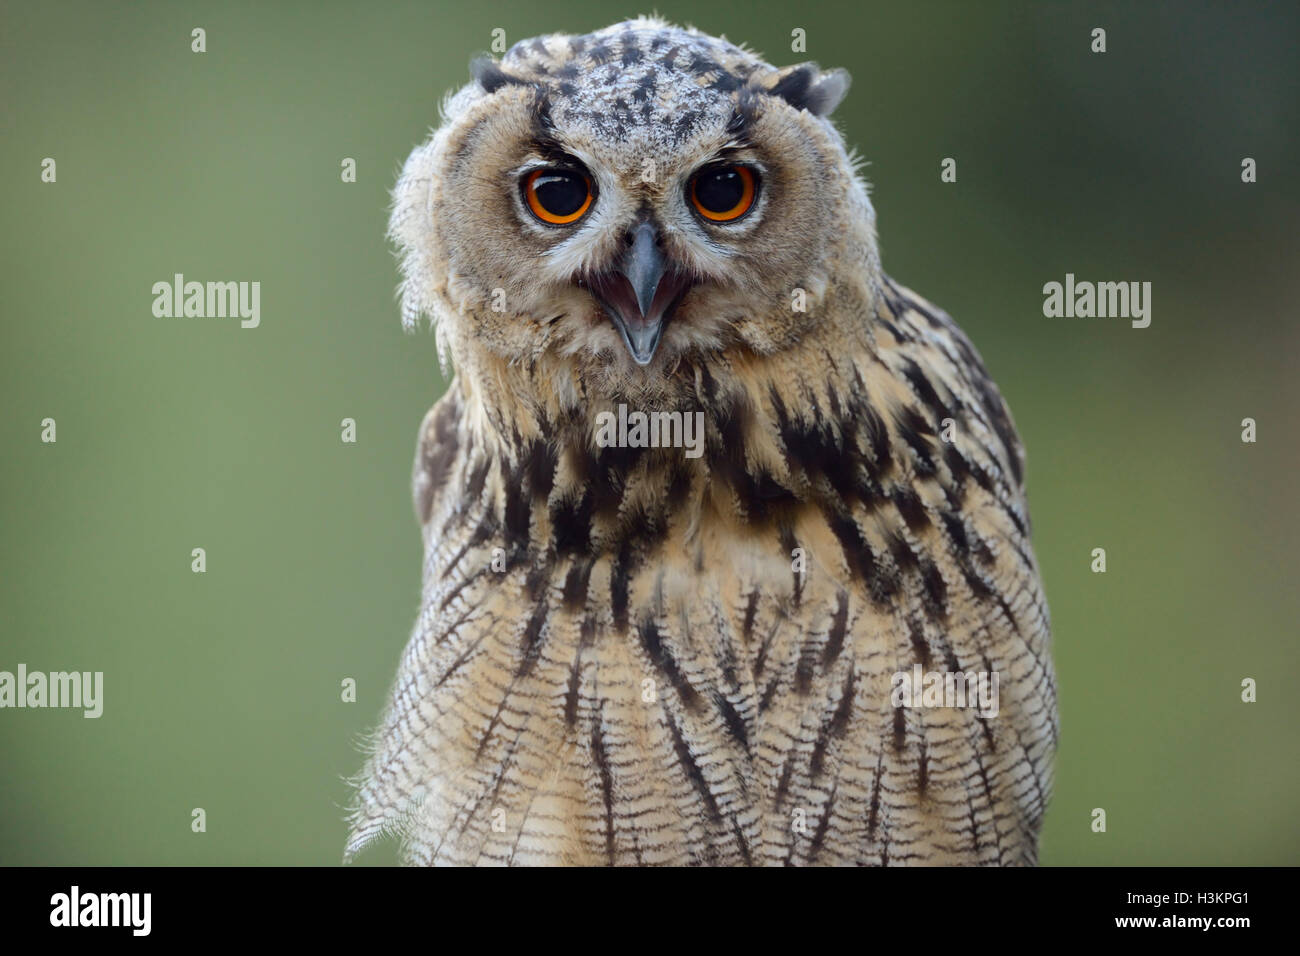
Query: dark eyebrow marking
725,110,755,147
524,91,577,165
531,91,557,137
527,139,580,168
724,88,760,144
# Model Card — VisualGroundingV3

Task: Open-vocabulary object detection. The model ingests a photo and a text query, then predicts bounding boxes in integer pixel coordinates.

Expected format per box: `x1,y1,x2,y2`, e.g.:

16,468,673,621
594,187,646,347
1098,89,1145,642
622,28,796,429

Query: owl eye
523,168,593,225
689,164,758,222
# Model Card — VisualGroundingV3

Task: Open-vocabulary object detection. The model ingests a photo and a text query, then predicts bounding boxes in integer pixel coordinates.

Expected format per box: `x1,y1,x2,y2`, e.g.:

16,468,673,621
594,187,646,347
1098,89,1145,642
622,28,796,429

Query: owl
347,16,1057,866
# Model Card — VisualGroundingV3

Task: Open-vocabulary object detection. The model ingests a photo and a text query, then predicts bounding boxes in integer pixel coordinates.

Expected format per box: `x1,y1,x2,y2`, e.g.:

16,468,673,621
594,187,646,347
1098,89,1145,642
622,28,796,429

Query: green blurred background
2,0,1297,866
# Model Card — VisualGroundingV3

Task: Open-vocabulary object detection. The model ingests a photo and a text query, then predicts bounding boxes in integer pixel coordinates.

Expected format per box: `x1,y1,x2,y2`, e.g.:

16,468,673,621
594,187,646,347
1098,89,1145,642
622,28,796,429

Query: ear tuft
760,64,851,117
469,55,528,94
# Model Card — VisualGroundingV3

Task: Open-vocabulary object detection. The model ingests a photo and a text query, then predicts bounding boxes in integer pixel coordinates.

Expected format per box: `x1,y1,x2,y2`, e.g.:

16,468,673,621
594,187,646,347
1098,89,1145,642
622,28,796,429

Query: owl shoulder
877,276,1029,498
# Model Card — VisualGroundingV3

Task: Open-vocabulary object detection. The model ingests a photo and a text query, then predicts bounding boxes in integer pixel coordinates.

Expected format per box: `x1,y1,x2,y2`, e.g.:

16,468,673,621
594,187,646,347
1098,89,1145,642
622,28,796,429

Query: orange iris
524,169,593,225
690,165,757,222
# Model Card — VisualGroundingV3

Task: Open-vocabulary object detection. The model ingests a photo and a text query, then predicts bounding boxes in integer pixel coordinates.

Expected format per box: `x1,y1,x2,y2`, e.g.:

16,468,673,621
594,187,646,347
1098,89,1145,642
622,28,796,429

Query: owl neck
441,283,892,562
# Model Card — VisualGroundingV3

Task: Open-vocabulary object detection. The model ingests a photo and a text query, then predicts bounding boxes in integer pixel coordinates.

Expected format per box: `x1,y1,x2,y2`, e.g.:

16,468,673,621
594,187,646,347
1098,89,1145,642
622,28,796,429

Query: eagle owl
348,17,1057,866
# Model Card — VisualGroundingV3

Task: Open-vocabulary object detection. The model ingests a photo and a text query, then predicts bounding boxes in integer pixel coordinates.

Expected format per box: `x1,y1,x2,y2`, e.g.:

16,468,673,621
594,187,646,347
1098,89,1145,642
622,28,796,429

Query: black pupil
533,172,586,216
695,167,745,213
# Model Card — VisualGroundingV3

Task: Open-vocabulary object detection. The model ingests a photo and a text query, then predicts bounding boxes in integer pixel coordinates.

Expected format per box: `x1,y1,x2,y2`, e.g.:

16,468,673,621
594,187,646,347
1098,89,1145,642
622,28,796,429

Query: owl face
392,18,872,380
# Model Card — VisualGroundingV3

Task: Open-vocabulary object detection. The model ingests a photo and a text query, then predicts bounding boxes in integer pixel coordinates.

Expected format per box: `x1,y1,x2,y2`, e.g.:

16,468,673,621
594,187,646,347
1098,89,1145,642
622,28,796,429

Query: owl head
391,17,876,388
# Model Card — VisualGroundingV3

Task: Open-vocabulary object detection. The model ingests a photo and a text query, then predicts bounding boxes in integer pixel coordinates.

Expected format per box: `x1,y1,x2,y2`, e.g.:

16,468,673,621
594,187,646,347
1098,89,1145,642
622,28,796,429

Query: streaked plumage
348,17,1056,866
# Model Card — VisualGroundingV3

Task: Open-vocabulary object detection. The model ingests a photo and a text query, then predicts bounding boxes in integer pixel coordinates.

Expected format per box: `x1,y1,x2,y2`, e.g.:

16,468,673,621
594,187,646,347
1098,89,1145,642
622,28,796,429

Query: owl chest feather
350,284,1055,865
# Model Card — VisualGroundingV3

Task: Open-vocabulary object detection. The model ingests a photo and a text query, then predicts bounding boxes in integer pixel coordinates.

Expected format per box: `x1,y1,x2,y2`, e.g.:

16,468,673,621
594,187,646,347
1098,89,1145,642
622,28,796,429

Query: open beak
585,220,692,366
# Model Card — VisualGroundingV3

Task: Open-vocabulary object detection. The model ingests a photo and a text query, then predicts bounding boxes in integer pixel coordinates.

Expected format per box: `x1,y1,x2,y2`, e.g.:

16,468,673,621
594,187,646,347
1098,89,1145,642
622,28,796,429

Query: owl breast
349,278,1055,865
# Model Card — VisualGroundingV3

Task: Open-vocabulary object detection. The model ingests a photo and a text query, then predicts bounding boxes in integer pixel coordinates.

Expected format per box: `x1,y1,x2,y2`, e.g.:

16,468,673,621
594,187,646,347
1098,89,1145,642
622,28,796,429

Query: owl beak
624,221,666,320
587,221,691,366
